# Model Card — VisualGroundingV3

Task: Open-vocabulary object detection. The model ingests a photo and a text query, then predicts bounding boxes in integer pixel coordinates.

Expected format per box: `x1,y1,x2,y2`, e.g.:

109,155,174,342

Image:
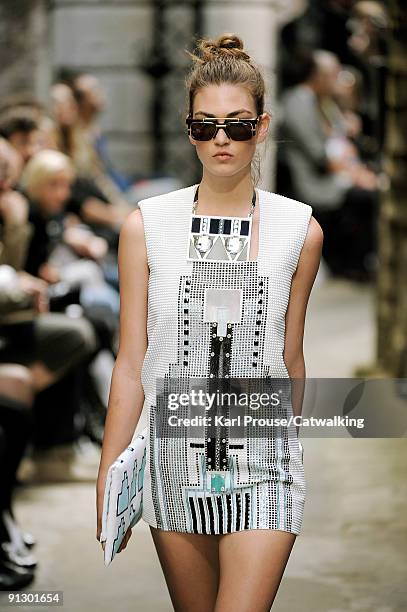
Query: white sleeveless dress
136,183,312,535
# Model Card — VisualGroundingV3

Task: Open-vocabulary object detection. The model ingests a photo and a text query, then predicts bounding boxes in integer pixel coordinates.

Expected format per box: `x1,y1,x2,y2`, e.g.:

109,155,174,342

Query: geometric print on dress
149,259,296,533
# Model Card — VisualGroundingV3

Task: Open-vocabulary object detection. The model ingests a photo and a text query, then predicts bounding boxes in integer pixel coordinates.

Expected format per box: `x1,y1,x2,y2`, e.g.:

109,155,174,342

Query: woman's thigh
215,529,297,612
149,525,220,612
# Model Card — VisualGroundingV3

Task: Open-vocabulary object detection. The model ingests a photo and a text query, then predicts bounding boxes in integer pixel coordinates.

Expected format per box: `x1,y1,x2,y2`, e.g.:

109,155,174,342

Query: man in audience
69,73,132,206
278,48,380,281
0,108,41,164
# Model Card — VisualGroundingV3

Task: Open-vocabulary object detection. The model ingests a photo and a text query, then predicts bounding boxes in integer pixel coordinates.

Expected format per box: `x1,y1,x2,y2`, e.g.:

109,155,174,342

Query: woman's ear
256,112,271,143
188,135,197,147
187,116,197,147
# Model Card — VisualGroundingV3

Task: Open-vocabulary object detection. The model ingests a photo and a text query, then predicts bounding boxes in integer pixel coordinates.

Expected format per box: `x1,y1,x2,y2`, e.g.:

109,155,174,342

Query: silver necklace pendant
187,185,256,263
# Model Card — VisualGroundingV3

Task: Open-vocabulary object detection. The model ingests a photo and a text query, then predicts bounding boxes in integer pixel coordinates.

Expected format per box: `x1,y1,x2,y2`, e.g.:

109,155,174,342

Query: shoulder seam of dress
137,183,197,209
265,190,313,213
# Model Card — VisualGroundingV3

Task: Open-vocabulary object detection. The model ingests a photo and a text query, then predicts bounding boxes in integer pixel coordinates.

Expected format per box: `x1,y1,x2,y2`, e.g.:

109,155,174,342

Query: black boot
0,558,35,590
0,541,38,570
0,511,38,570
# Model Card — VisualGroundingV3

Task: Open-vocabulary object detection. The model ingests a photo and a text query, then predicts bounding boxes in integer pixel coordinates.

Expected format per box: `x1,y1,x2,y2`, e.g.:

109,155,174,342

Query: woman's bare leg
214,530,296,612
149,525,220,612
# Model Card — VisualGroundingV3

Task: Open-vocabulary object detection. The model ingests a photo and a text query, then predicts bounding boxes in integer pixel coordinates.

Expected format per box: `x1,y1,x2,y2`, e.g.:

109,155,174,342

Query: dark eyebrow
194,109,254,118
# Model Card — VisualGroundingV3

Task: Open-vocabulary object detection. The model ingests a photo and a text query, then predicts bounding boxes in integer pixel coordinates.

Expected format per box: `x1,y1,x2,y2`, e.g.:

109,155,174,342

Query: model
97,32,323,611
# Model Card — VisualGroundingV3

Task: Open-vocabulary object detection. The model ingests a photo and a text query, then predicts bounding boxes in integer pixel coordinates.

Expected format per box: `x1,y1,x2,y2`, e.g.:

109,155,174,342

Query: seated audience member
20,151,108,279
20,149,119,353
71,73,133,195
278,48,380,281
0,108,41,164
50,82,130,236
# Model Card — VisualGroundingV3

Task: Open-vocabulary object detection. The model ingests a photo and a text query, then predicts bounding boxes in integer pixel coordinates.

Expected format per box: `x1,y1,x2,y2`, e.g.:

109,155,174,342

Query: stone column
0,0,51,104
376,2,407,377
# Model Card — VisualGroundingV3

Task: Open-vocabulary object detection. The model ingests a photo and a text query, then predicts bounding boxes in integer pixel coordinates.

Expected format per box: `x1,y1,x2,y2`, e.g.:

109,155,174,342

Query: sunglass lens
190,122,215,141
227,122,254,140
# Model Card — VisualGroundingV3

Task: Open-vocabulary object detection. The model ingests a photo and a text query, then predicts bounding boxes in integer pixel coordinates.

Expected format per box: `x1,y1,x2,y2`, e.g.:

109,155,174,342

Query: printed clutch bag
100,426,148,566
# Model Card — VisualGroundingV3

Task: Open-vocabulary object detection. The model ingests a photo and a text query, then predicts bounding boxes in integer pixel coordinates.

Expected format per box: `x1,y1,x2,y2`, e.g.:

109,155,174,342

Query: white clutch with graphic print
100,426,148,566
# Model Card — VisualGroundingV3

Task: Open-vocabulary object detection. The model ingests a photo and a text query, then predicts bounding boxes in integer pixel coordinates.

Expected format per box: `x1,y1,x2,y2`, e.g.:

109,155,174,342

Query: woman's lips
214,153,233,160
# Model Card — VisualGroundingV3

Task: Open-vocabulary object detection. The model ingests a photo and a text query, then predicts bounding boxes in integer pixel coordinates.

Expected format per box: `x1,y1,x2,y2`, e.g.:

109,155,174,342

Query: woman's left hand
117,526,132,553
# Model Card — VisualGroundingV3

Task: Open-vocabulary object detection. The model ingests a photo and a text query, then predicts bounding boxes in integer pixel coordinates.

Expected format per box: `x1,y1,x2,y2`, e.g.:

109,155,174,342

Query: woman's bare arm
96,207,148,538
283,216,323,430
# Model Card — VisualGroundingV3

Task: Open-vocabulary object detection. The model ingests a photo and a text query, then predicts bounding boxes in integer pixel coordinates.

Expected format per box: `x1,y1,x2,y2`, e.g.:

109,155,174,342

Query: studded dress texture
135,184,313,535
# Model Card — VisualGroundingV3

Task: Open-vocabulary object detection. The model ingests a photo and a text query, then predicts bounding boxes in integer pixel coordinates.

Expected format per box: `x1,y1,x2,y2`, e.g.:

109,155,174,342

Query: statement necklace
187,184,256,262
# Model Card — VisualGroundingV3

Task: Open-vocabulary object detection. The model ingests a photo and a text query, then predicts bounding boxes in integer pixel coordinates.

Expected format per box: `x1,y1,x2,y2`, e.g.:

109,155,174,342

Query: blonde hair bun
191,33,251,64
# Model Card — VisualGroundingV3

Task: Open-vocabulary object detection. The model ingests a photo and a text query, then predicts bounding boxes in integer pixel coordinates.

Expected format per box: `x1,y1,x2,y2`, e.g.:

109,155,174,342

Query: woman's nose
213,126,230,142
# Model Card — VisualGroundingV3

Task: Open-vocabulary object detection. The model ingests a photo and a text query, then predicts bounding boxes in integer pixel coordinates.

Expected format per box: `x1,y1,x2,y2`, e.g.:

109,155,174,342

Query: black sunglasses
186,116,260,141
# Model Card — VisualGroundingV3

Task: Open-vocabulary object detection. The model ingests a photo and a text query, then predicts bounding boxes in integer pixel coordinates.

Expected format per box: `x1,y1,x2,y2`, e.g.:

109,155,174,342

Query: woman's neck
196,171,256,217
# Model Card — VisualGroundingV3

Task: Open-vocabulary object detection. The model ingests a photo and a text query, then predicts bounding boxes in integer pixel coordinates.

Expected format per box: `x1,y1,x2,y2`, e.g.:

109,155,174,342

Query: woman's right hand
96,475,132,554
